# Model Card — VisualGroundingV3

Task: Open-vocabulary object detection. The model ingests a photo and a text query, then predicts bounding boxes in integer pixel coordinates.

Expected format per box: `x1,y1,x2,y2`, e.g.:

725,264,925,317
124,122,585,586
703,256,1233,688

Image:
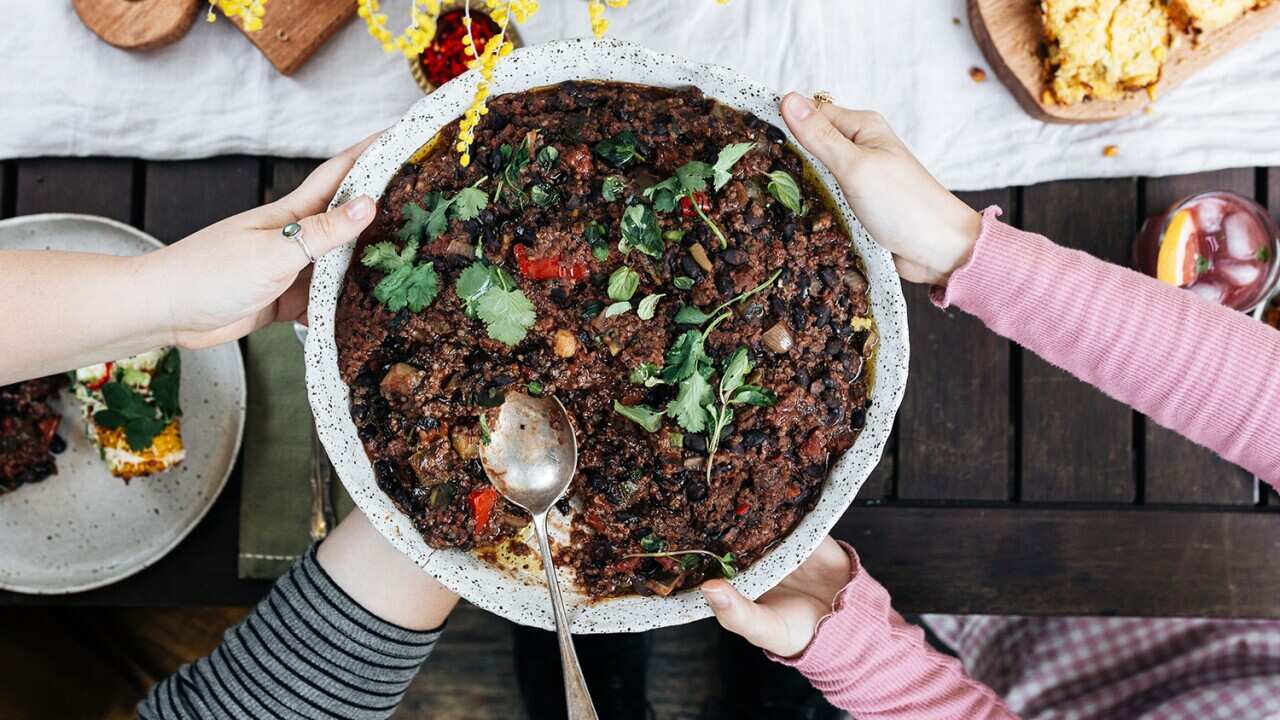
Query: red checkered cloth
924,615,1280,719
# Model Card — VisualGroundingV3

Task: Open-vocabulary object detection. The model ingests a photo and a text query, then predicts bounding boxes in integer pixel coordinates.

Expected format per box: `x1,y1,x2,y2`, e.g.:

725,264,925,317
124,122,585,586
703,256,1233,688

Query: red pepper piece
86,361,114,391
679,191,711,218
38,418,59,447
514,244,587,281
468,487,499,530
735,502,750,516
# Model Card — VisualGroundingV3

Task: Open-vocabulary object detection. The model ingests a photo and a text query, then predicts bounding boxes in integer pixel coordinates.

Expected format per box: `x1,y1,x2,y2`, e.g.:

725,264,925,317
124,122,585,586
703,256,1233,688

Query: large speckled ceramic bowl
306,38,909,633
0,214,246,594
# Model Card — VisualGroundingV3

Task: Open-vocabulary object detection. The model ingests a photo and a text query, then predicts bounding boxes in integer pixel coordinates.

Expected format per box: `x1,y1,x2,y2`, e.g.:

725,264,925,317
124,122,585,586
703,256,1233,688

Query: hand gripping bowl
305,38,909,633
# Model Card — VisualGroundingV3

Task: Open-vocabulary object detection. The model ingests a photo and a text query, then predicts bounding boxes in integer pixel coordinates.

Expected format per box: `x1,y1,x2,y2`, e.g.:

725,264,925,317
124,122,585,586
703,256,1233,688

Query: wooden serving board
73,0,201,51
226,0,358,75
969,0,1280,123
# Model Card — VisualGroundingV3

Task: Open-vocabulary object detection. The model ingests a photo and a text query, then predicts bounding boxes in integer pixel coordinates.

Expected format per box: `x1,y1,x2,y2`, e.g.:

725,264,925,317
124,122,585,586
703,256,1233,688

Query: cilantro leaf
424,192,455,239
604,301,632,318
719,348,751,398
619,204,664,258
361,240,410,273
608,266,641,302
95,381,171,451
673,305,712,325
374,262,440,313
643,177,683,213
398,203,433,243
711,142,756,191
475,285,536,346
613,401,664,433
765,170,805,216
675,161,713,194
731,385,778,407
602,175,626,202
661,330,708,383
637,293,664,321
667,370,714,433
593,131,645,168
452,185,488,221
672,276,695,290
455,261,494,315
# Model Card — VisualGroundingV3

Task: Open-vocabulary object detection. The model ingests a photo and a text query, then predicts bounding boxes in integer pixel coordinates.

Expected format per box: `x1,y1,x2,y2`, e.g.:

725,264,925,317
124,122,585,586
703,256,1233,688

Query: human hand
779,93,982,286
701,535,853,658
147,134,380,349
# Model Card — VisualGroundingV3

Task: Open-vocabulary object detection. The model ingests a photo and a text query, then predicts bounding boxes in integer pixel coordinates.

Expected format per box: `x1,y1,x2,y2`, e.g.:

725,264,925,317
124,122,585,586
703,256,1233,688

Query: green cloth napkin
238,324,354,579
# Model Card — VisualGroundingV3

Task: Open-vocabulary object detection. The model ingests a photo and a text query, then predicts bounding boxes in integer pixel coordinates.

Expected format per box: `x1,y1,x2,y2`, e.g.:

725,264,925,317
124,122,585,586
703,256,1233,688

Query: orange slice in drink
1156,209,1201,287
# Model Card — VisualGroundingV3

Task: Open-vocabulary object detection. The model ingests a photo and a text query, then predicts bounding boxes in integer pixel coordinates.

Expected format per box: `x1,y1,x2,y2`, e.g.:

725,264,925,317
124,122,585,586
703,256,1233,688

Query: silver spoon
479,393,598,720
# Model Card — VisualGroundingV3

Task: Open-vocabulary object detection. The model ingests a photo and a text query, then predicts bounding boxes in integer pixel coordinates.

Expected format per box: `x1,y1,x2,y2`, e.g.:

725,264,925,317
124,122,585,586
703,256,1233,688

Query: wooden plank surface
144,157,262,244
1,161,12,219
16,158,135,223
838,504,1280,617
1019,179,1137,502
897,190,1014,500
1141,169,1258,504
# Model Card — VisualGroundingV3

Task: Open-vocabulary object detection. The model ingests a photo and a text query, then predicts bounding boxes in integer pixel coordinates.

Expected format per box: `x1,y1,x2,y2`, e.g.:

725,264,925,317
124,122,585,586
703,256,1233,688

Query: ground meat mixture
0,376,68,494
336,82,875,598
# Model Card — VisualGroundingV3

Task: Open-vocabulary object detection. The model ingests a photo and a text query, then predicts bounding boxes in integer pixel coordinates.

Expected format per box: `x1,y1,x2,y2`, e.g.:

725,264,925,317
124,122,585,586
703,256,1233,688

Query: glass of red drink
1134,191,1280,312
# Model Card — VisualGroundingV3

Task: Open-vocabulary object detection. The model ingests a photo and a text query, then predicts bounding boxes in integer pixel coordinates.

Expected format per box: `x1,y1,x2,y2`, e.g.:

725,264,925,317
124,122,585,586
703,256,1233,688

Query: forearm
770,544,1016,719
139,542,445,719
316,511,459,631
0,250,176,384
937,208,1280,482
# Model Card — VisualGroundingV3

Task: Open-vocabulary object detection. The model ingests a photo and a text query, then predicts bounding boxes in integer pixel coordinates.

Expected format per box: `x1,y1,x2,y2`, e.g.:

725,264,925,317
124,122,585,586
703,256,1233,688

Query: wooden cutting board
969,0,1280,123
225,0,358,75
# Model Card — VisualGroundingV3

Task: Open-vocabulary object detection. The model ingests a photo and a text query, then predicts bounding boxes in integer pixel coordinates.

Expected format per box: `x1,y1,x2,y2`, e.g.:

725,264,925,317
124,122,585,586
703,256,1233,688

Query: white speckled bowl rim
0,213,246,594
306,38,909,633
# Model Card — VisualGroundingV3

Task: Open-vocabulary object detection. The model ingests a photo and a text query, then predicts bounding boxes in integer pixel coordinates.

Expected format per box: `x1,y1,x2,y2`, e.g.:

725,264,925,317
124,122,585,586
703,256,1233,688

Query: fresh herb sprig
399,179,488,245
93,350,182,451
493,134,536,208
703,348,777,483
361,238,441,313
764,170,806,216
625,547,738,579
619,204,664,259
645,142,756,249
674,268,783,326
593,130,645,168
454,261,536,346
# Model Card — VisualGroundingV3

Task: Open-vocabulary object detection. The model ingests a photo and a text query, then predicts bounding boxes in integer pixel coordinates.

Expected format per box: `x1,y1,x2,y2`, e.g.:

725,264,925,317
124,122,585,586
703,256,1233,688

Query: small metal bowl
408,0,524,95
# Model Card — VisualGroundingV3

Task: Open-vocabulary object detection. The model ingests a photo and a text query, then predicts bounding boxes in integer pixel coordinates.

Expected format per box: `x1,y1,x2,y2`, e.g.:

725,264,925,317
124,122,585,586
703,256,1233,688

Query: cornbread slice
1169,0,1263,31
73,348,185,481
1042,0,1171,104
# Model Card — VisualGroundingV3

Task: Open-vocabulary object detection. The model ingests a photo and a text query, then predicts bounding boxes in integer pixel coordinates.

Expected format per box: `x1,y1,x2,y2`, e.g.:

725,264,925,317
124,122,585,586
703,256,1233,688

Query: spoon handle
532,513,599,720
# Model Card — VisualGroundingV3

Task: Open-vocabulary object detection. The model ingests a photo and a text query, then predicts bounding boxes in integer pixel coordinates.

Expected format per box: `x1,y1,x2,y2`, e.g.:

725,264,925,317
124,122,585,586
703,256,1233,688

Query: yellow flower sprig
361,0,729,165
206,0,269,32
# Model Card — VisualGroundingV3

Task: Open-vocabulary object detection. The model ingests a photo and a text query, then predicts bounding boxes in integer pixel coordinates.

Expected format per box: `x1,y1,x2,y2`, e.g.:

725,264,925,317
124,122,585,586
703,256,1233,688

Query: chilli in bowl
335,81,875,598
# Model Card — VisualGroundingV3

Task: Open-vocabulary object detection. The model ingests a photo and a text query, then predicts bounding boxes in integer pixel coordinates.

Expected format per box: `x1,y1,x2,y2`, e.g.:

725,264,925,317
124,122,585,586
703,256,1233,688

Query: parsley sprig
93,349,182,451
645,142,756,249
361,238,440,313
455,261,537,346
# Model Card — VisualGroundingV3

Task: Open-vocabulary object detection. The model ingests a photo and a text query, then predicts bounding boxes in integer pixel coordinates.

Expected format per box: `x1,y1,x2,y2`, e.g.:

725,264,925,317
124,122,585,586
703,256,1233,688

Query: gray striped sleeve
139,547,442,720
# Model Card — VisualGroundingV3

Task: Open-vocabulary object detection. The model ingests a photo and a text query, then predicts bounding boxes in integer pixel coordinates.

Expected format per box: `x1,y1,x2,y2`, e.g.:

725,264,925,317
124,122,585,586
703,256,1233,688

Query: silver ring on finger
282,222,315,264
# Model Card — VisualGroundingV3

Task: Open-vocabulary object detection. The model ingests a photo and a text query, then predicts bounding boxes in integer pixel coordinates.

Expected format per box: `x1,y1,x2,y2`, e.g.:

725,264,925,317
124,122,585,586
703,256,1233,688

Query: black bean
826,406,845,424
766,124,786,145
514,224,531,241
683,433,708,453
582,300,605,319
782,222,799,241
721,248,747,266
479,209,496,226
849,407,866,429
825,339,844,357
715,272,735,295
779,266,793,283
743,302,765,321
358,424,378,441
49,435,66,454
373,459,396,482
491,374,515,387
835,324,852,338
720,423,735,438
555,498,573,515
415,416,439,430
790,306,806,330
684,478,709,501
804,464,827,479
743,430,767,448
680,255,705,280
813,305,832,327
484,110,509,132
631,526,653,540
350,402,368,421
793,368,810,387
768,294,786,318
549,286,570,307
823,391,843,409
486,147,504,171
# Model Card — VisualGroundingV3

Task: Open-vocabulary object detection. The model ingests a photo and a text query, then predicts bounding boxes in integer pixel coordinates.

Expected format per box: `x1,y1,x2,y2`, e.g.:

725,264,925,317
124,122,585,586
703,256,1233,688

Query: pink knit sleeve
769,542,1017,719
934,207,1280,483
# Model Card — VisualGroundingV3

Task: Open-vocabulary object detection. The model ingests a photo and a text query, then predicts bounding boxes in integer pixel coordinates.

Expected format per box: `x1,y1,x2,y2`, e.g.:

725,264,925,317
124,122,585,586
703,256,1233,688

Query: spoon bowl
479,393,598,720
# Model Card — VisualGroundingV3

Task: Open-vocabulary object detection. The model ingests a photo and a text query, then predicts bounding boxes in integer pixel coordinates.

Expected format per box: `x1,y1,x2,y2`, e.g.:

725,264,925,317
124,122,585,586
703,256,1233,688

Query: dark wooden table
2,158,1277,617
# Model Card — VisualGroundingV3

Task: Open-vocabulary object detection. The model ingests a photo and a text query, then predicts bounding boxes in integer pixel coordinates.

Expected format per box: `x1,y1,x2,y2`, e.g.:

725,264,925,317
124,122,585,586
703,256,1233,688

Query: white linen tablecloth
3,1,1279,191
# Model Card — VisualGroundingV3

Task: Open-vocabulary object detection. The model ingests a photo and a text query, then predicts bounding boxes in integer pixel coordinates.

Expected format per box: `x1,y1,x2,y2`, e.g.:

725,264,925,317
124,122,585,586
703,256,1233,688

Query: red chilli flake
419,9,501,88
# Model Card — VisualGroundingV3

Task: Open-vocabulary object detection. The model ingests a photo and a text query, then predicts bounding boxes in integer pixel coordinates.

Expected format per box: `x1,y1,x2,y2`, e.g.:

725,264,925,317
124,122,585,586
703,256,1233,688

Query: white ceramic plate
307,38,909,633
0,214,246,594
